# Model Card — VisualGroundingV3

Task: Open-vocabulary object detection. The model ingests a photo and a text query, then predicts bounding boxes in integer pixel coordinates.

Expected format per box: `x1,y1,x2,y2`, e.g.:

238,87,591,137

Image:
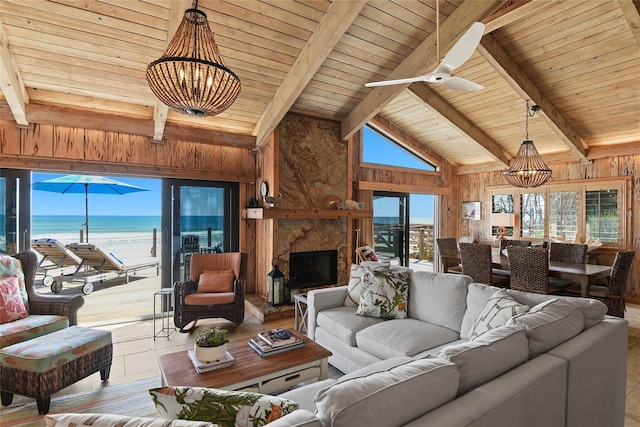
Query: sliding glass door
373,192,409,265
161,179,239,288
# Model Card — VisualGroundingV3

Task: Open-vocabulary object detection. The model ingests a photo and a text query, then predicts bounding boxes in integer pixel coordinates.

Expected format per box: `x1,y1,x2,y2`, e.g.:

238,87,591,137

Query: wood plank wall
457,155,640,300
0,118,258,285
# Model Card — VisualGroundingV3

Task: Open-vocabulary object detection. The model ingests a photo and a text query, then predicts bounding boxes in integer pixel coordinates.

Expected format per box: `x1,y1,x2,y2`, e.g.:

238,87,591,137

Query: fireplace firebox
288,250,338,289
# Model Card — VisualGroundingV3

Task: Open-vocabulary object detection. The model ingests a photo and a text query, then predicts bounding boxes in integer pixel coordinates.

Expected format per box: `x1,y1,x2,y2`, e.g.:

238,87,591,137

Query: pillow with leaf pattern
355,266,409,319
149,387,298,427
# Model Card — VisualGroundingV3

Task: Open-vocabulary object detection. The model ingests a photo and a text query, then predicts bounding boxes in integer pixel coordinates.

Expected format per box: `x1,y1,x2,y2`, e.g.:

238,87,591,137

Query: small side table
154,287,175,340
294,293,309,334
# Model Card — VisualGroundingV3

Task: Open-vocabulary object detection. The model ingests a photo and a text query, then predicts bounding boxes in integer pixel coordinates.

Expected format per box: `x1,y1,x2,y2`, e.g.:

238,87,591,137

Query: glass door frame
161,178,239,290
372,191,410,266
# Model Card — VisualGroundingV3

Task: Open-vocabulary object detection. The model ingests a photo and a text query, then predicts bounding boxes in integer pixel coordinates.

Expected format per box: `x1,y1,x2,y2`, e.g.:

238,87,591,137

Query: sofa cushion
459,283,504,340
506,289,606,329
44,413,216,427
313,358,459,427
0,314,69,348
408,271,471,332
468,289,529,340
356,319,460,359
149,387,298,427
0,275,29,324
507,298,585,358
316,306,383,346
437,325,529,395
356,266,409,319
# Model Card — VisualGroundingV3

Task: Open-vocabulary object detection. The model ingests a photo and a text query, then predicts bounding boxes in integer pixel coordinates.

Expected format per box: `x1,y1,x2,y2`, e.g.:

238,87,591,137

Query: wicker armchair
459,243,509,287
565,250,635,318
174,252,246,332
549,242,588,264
508,246,563,294
13,251,84,326
436,238,462,273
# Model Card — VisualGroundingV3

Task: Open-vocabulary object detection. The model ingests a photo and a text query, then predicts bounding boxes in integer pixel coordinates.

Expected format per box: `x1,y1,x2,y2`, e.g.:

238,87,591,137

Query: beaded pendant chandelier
146,1,240,117
503,100,552,188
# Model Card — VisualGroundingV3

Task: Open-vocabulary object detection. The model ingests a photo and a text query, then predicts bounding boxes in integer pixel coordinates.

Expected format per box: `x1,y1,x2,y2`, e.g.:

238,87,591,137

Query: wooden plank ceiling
0,0,638,174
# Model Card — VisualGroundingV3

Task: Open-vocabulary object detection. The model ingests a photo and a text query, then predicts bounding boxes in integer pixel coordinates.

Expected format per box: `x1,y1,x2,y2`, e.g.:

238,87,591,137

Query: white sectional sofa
276,269,627,427
47,269,628,427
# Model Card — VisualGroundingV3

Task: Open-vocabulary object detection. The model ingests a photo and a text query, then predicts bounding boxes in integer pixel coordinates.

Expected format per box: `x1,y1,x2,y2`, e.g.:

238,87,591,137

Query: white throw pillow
468,289,529,340
355,266,409,319
345,262,391,307
44,413,216,427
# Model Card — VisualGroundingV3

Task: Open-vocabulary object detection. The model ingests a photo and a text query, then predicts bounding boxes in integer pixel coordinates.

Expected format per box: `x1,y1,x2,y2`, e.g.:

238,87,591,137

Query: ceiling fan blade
441,22,485,71
442,76,484,91
364,75,429,87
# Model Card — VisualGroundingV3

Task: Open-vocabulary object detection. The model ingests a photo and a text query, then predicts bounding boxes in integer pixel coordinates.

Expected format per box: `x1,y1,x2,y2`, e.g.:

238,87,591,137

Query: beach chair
31,238,82,290
60,243,160,295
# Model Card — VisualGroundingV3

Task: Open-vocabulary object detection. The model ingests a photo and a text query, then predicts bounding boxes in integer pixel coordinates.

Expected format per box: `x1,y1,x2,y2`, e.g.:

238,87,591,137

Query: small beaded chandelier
146,1,240,117
503,100,552,188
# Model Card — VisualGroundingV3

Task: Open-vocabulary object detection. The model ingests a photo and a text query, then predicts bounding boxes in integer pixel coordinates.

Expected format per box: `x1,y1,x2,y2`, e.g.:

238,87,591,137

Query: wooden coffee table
157,331,332,394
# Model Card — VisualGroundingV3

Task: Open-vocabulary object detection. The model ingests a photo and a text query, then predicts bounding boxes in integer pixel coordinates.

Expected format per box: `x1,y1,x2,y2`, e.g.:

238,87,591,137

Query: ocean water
31,215,223,261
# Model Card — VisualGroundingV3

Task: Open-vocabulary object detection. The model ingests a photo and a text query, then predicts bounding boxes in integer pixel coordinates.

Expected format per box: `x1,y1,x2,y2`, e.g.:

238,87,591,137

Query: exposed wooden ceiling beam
150,0,191,142
483,0,557,33
0,17,27,126
617,0,640,45
408,84,512,167
478,34,589,163
26,103,255,148
341,0,502,141
253,0,367,149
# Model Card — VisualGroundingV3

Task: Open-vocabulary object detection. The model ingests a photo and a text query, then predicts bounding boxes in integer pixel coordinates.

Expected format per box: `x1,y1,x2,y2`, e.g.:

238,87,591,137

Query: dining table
441,251,611,297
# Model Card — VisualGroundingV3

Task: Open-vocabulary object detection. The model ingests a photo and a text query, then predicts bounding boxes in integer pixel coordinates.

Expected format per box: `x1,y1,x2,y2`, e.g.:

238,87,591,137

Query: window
488,178,627,248
549,191,578,241
363,126,436,171
586,189,618,243
520,192,545,238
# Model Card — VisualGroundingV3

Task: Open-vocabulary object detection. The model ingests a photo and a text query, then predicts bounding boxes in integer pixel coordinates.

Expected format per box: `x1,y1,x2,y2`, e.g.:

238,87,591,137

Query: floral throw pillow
0,256,28,310
0,275,29,324
355,266,409,319
149,387,298,427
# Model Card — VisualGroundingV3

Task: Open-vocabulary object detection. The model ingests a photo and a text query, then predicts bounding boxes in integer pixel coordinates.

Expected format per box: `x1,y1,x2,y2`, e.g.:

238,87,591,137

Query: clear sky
32,173,161,216
31,128,435,221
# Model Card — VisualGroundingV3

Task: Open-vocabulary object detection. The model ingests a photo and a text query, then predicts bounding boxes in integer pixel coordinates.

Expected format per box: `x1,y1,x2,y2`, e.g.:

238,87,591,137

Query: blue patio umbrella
33,175,149,241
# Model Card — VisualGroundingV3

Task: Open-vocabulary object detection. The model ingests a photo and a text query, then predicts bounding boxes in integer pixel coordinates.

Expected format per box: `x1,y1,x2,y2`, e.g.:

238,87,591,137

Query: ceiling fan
365,14,485,92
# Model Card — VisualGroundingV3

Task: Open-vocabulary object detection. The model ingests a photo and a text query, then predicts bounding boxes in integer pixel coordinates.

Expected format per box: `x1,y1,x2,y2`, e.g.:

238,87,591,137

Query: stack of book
249,328,305,357
187,349,234,373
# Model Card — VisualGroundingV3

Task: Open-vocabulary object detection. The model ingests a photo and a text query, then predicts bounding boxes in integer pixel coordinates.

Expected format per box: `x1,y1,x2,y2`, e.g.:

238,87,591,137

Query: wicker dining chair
508,246,563,294
549,242,588,264
499,238,532,252
565,250,635,318
459,242,509,287
436,238,462,274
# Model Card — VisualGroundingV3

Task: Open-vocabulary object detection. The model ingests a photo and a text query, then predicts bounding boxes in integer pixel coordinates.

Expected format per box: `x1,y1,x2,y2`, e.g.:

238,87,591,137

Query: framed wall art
462,202,481,220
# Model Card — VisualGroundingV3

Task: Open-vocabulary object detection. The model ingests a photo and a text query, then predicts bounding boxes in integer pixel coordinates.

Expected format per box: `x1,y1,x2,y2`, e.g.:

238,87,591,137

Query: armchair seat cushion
0,315,69,348
185,293,235,306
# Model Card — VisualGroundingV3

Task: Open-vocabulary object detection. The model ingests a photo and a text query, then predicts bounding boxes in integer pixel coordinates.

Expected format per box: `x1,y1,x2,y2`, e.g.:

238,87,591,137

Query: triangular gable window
363,126,436,171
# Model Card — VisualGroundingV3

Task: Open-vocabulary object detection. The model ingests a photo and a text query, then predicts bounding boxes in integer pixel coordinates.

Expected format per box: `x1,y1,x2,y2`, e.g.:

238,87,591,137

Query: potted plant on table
194,327,229,362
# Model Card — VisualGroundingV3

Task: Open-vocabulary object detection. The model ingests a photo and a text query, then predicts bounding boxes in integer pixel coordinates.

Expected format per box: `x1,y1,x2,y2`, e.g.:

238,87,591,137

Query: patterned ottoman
0,326,112,414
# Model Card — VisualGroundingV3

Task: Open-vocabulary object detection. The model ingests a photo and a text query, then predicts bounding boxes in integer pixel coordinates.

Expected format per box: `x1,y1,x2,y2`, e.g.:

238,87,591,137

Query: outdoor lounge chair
59,243,160,295
31,238,82,288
